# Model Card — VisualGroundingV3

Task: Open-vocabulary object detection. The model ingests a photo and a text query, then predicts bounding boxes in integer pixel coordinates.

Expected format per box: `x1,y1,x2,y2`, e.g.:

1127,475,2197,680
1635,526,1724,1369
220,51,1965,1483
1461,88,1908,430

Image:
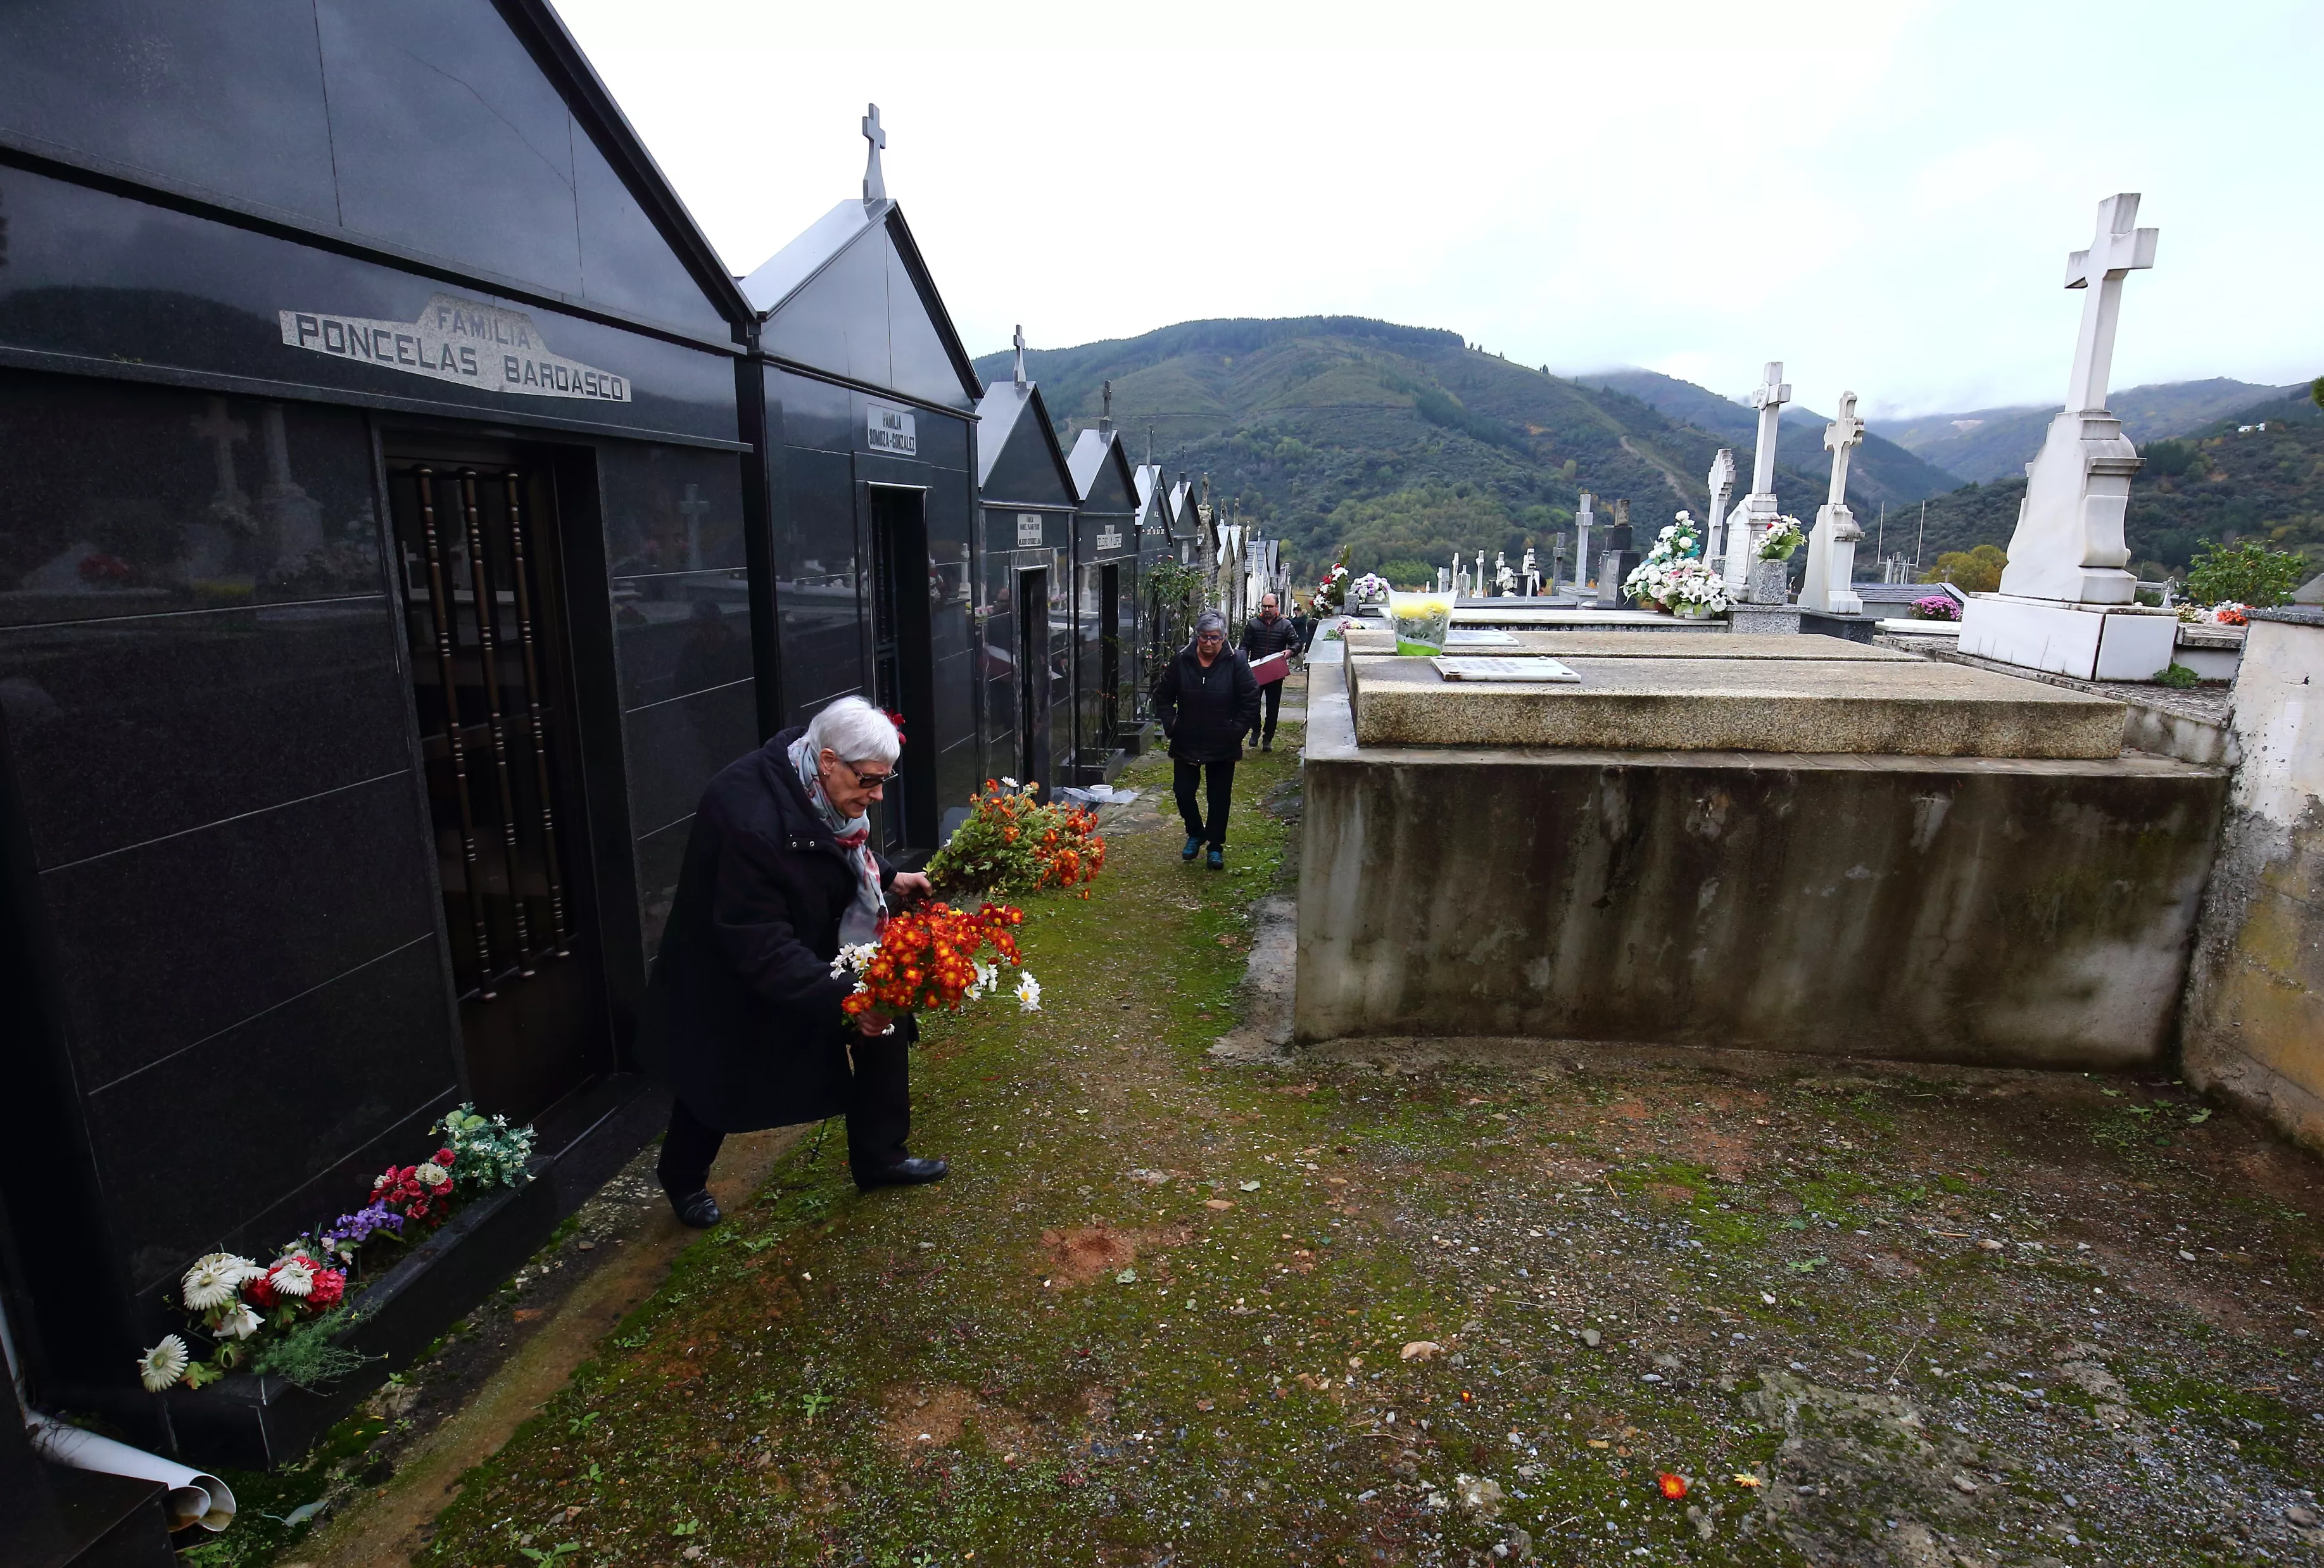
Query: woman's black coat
633,727,914,1133
1151,643,1259,764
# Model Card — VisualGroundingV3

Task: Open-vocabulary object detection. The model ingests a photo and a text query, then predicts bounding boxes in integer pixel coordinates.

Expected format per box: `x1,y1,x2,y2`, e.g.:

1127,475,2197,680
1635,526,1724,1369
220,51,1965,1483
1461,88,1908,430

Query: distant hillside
1570,369,1963,505
1870,378,2301,483
975,318,1945,581
1893,384,2324,579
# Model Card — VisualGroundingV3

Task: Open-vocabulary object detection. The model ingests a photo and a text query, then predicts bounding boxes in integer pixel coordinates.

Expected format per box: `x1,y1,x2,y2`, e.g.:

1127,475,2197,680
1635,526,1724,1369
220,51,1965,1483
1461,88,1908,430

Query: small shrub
2185,540,2306,609
2152,664,2201,689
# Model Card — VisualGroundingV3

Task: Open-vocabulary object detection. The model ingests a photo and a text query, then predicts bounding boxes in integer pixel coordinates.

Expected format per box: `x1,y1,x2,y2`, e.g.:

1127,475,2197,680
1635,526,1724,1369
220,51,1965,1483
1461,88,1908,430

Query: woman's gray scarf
787,733,886,948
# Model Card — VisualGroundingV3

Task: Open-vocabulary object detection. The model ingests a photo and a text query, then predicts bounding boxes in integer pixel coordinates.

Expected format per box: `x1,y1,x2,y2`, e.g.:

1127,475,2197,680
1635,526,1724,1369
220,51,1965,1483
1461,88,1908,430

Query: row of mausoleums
0,0,1187,1519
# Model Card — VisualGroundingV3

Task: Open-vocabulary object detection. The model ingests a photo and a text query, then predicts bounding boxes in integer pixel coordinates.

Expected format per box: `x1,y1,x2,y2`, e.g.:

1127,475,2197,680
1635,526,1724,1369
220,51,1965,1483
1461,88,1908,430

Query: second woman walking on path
1151,609,1259,871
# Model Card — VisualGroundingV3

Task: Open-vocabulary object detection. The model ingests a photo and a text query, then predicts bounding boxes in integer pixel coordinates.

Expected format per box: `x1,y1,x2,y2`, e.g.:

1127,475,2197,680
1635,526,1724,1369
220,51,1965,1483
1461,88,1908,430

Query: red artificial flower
306,1267,346,1312
1658,1473,1689,1500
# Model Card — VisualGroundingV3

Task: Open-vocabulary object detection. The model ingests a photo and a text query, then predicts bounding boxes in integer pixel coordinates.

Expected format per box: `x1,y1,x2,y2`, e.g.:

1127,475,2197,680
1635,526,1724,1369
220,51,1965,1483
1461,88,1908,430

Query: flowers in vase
1660,560,1733,614
1757,517,1807,562
1624,514,1714,610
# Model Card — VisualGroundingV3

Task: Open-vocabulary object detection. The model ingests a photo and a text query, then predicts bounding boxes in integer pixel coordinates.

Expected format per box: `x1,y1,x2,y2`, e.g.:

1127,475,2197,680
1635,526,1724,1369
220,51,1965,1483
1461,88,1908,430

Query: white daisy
137,1334,191,1392
268,1257,316,1298
414,1161,449,1188
1014,973,1042,1013
180,1253,262,1312
970,959,997,998
214,1303,263,1341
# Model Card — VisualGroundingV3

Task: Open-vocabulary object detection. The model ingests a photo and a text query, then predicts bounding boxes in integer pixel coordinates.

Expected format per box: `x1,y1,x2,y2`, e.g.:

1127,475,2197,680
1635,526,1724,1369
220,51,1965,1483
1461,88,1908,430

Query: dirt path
287,723,2324,1567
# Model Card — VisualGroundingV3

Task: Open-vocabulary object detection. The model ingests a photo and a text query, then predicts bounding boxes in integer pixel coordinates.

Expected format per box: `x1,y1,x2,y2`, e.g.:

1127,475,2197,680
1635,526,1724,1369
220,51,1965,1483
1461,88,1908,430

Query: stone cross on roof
1747,362,1791,496
1822,392,1864,504
1100,381,1113,434
2063,193,2159,414
1012,324,1026,390
861,103,887,204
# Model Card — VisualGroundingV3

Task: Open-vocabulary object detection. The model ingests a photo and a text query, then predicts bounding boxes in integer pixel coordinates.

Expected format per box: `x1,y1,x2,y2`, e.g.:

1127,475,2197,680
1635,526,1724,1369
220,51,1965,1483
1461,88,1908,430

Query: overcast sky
556,0,2321,421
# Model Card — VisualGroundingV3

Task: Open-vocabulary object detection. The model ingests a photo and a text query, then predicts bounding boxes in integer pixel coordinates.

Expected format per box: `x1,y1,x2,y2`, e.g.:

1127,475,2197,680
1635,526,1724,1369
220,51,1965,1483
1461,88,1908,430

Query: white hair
805,695,900,766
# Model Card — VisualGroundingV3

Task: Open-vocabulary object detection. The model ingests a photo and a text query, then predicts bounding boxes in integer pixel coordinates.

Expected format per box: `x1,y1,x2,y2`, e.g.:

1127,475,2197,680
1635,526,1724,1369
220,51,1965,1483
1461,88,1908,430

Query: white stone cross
1822,393,1864,503
1801,392,1867,616
190,396,251,525
1705,447,1738,566
1747,361,1791,498
679,482,712,571
1573,492,1595,590
2062,193,2158,415
861,103,887,203
1013,324,1026,389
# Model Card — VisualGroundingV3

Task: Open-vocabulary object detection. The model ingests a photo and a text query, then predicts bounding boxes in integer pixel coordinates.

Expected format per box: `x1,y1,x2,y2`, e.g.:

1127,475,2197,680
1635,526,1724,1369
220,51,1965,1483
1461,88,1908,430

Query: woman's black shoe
856,1156,949,1191
672,1189,722,1228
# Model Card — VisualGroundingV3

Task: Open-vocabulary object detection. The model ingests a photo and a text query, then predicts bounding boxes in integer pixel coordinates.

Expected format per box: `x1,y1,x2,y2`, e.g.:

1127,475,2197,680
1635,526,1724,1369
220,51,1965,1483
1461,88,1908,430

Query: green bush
2141,438,2200,477
2152,664,2201,689
2185,540,2306,607
1921,543,2007,594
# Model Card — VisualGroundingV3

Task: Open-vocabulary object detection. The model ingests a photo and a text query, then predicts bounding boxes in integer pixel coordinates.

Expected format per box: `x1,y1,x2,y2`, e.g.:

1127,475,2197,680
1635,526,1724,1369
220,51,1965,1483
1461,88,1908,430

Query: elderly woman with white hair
635,696,942,1227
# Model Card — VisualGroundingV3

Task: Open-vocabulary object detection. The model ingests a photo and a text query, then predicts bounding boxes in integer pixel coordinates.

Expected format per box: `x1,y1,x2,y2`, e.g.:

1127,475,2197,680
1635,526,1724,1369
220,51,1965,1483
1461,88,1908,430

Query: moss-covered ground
405,723,2324,1567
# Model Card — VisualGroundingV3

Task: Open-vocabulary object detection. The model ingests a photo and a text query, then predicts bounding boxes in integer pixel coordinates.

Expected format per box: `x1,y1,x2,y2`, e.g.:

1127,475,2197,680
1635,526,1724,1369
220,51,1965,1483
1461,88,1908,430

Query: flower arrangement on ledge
1312,549,1352,613
138,1104,534,1393
2178,600,2248,626
924,780,1106,898
1625,514,1724,615
1911,594,1962,621
1757,517,1807,561
831,901,1039,1018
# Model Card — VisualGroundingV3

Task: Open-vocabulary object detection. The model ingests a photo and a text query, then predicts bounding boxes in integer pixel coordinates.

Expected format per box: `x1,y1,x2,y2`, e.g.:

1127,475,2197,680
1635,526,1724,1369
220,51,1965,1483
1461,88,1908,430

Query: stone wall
2182,610,2324,1145
1298,662,2227,1068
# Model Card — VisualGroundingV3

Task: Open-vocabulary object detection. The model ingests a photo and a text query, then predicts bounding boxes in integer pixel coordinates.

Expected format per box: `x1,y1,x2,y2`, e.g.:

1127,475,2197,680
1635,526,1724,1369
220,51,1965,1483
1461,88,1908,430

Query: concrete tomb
1960,194,2176,680
1298,633,2225,1071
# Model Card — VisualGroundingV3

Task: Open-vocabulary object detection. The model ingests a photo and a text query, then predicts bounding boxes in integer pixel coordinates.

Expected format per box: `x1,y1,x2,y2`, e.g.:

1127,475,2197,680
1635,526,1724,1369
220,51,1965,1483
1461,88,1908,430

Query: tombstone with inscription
1068,384,1144,783
1551,533,1570,593
1520,545,1541,597
1595,499,1638,609
972,328,1080,799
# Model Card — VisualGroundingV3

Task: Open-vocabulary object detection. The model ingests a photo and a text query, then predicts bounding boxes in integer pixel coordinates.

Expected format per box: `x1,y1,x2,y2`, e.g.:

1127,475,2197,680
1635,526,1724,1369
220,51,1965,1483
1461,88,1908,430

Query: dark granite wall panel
610,580,754,713
618,680,757,840
633,814,692,959
0,169,738,445
764,368,852,456
0,1,731,338
42,771,440,1091
601,446,748,579
0,600,409,869
0,375,389,629
82,937,457,1291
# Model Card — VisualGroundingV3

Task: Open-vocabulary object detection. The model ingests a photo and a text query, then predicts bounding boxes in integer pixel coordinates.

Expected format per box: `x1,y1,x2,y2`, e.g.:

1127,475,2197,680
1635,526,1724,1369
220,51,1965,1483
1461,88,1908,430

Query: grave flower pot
1748,561,1790,604
1387,590,1453,656
1670,600,1717,620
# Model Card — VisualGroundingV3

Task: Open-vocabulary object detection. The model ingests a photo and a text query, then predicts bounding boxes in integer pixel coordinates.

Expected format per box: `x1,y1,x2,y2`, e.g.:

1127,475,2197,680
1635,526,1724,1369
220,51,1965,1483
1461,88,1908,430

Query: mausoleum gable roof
743,199,983,408
1068,428,1138,512
975,379,1076,504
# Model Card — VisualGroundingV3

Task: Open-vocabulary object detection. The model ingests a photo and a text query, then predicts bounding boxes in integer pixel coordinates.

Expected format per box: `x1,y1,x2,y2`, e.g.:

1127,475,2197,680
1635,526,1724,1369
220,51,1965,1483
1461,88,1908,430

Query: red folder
1249,650,1291,686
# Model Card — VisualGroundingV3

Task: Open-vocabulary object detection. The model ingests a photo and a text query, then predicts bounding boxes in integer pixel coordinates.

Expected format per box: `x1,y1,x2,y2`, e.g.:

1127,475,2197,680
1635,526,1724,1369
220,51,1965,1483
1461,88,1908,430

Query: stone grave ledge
1343,629,1915,661
1297,661,2228,1070
1429,604,1724,631
1344,652,2128,759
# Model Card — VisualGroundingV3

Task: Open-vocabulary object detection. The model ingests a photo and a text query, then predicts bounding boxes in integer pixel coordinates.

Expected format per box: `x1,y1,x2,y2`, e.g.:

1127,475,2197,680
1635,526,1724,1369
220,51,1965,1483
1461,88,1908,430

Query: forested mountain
1570,369,1961,507
1896,385,2324,579
972,318,1950,583
1869,378,2301,483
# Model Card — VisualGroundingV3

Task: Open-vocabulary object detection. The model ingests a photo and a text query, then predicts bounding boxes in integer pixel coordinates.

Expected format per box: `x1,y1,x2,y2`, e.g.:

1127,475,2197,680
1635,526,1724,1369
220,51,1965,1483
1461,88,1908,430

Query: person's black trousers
1173,759,1236,849
1247,681,1284,746
657,1030,913,1196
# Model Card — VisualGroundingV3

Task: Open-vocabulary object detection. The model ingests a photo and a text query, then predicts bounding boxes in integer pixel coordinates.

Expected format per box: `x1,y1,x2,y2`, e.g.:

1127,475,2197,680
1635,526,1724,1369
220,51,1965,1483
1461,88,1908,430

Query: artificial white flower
970,959,998,999
414,1161,449,1188
829,942,878,979
1000,776,1018,789
180,1253,262,1312
1014,973,1043,1013
215,1302,263,1341
268,1257,316,1297
138,1334,191,1392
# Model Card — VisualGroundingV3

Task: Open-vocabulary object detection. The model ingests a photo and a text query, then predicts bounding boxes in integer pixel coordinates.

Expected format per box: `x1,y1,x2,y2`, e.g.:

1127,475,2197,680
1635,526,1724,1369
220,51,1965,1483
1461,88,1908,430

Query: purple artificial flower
317,1201,406,1262
1912,594,1962,621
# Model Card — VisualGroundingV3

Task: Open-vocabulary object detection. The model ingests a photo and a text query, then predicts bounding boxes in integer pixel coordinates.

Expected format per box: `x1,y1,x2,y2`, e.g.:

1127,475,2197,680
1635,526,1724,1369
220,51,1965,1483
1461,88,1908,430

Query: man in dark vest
1237,591,1299,750
634,697,945,1227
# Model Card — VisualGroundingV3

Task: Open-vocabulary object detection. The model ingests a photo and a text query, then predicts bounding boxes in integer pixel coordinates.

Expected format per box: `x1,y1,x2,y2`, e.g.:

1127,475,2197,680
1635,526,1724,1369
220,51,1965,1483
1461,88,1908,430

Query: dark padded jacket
1240,610,1301,662
1152,643,1259,764
633,727,914,1132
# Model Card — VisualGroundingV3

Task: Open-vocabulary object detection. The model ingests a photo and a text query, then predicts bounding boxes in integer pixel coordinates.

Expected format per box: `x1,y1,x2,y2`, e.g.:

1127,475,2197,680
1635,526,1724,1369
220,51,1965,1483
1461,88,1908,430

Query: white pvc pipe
27,1409,236,1533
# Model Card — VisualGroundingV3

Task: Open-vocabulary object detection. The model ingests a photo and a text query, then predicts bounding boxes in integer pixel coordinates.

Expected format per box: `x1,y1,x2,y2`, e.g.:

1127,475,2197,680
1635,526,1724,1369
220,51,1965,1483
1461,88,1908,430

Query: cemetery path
254,702,2324,1567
